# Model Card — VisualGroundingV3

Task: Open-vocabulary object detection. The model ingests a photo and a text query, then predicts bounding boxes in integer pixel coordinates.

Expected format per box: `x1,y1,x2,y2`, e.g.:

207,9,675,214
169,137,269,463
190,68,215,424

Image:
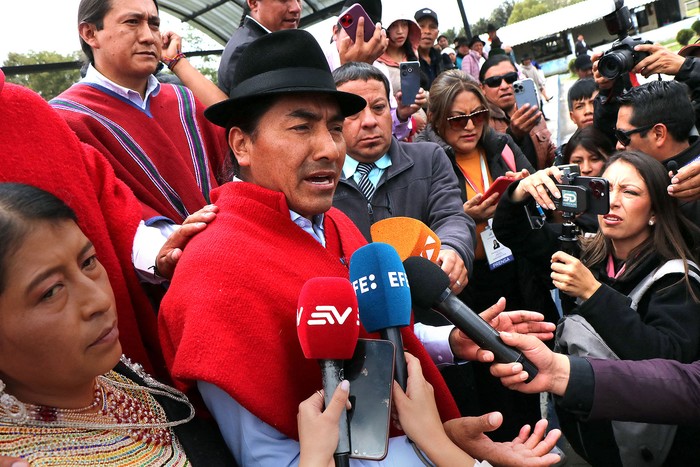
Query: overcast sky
0,1,503,63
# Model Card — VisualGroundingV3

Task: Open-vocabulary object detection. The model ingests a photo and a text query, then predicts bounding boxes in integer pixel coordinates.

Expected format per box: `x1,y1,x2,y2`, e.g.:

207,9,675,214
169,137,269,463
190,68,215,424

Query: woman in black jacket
493,151,700,466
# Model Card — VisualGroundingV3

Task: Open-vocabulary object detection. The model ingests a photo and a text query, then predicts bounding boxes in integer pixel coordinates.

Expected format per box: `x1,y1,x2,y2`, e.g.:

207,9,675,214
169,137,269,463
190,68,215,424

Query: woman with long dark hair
492,151,700,466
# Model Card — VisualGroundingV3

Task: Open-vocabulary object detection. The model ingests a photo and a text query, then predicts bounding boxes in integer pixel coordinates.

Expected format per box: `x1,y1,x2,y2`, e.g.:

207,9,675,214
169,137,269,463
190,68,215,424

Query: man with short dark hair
217,0,302,95
414,8,453,87
574,53,593,79
332,62,474,296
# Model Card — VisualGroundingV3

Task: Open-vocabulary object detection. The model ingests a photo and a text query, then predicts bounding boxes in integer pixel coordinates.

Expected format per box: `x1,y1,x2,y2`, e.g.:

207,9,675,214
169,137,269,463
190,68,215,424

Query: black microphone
403,256,538,383
668,160,679,176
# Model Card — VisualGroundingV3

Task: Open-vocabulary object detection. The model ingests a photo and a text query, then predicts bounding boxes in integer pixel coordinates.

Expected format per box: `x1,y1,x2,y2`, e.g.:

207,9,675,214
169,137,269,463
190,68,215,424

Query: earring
649,219,655,226
0,379,28,423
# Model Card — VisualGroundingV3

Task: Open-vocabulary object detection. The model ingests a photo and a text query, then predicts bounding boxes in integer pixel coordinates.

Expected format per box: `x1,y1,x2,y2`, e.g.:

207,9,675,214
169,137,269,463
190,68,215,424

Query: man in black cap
217,0,302,95
415,7,454,88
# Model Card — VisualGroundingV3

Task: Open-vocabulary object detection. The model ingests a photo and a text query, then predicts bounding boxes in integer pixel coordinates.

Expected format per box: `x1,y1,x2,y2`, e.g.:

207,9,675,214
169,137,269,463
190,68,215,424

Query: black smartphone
554,176,610,215
399,61,421,106
345,338,395,460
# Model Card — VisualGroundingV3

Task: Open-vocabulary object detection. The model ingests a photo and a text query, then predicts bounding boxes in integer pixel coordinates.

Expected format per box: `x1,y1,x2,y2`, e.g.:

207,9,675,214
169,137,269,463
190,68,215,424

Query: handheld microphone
297,277,360,467
370,217,442,262
667,160,679,176
403,256,538,383
349,242,411,390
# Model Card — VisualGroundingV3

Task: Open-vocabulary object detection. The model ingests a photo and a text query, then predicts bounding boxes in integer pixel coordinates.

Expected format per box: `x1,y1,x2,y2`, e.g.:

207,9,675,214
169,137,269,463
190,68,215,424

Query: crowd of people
2,0,700,465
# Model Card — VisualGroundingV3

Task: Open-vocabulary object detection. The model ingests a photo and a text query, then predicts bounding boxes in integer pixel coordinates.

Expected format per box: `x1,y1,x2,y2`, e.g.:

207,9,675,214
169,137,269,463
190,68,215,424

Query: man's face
337,79,392,163
230,95,346,219
577,67,593,79
615,105,659,157
569,92,597,128
438,36,449,49
417,17,439,51
249,0,301,31
481,60,517,112
84,0,162,89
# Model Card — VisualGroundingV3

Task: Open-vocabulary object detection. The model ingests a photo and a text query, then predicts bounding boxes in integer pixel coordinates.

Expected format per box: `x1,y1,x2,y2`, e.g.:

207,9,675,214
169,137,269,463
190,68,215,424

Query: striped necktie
356,162,377,201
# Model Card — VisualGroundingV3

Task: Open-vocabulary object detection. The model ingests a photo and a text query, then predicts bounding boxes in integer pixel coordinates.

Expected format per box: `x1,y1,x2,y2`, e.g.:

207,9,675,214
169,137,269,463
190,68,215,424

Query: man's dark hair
567,78,598,111
78,0,159,64
478,54,515,82
617,80,695,143
332,62,391,103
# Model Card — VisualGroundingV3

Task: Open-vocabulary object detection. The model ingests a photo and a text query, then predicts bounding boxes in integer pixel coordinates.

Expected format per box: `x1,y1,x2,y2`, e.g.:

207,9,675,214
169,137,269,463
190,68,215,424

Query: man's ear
653,123,668,149
228,128,251,168
247,0,258,13
79,22,99,49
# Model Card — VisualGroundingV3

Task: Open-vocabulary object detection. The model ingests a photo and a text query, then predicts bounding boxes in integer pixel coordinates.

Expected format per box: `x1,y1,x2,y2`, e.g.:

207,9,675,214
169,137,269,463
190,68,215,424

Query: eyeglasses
614,123,655,147
482,71,518,88
446,109,488,131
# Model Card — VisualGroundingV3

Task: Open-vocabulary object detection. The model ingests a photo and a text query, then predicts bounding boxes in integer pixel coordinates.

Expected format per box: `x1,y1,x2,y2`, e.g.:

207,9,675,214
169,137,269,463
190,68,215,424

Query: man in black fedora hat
160,28,561,467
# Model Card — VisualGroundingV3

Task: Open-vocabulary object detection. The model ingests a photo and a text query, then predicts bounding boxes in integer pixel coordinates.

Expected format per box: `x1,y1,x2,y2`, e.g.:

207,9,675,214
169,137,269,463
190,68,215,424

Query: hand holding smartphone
339,3,375,43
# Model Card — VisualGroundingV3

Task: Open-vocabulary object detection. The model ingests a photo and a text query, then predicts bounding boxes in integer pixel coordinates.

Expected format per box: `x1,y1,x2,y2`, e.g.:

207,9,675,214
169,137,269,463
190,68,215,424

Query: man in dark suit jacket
575,34,591,56
217,0,301,95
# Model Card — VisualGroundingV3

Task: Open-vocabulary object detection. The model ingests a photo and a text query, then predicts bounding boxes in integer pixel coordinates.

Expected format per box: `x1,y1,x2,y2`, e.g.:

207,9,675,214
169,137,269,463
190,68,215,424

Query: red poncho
51,83,228,222
160,182,460,439
0,73,162,377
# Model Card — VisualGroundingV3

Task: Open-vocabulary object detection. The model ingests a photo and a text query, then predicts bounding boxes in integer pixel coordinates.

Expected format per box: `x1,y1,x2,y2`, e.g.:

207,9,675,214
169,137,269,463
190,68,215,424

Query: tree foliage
472,1,515,36
3,51,81,100
508,0,585,25
692,19,700,36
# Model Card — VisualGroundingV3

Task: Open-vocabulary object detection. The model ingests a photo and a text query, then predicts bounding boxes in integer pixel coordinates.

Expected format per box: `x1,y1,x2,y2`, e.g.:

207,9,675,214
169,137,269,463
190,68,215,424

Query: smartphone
513,78,539,111
478,176,515,205
339,3,375,43
554,176,610,215
345,338,394,460
399,61,421,106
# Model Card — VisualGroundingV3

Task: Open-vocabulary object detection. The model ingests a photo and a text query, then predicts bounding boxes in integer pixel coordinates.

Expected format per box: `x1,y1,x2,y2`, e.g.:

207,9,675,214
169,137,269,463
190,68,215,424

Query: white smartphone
513,78,539,110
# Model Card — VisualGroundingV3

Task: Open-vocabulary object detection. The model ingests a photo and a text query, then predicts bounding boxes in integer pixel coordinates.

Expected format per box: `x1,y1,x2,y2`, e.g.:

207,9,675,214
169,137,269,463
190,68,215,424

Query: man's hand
508,104,540,141
437,249,468,293
486,332,571,396
463,191,499,223
155,204,218,279
337,17,388,65
450,297,556,361
161,31,182,59
550,251,601,300
396,88,427,122
668,159,700,201
633,43,685,77
591,51,614,91
444,413,561,466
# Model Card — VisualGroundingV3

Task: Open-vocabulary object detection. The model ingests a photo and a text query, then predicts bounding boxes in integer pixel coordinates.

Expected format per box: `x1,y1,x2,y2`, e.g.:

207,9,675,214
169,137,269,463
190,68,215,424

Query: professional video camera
551,164,610,256
597,0,652,80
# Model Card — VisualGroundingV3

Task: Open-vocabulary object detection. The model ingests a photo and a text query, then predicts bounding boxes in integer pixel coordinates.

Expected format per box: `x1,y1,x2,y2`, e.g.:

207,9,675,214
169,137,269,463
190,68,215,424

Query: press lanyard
606,254,626,279
458,152,489,194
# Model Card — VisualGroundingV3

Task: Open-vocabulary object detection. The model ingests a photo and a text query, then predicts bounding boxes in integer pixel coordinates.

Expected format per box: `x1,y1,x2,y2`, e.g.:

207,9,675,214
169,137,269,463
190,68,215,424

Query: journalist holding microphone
492,151,700,465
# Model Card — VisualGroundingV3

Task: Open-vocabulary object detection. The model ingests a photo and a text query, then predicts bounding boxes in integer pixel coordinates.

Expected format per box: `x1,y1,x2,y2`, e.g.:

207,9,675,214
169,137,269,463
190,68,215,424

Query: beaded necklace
0,356,194,465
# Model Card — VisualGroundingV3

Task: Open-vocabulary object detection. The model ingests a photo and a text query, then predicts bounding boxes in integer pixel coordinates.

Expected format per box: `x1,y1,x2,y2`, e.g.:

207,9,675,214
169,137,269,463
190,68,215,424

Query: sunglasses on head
482,71,518,88
446,109,488,131
614,123,655,147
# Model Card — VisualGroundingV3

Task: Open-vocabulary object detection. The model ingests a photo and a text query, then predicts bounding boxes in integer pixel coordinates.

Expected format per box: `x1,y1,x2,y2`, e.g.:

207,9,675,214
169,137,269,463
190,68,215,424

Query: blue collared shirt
290,211,326,246
82,64,161,110
342,153,392,188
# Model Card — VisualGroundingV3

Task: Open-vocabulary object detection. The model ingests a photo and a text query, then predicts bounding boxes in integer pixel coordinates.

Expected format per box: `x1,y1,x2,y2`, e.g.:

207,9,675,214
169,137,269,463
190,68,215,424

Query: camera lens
598,49,635,80
407,67,413,73
340,14,353,27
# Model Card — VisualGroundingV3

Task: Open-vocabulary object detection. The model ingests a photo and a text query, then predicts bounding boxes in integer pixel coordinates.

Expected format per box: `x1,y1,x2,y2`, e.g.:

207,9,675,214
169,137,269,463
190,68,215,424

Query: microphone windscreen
370,217,441,262
297,277,360,360
403,256,450,308
349,243,412,332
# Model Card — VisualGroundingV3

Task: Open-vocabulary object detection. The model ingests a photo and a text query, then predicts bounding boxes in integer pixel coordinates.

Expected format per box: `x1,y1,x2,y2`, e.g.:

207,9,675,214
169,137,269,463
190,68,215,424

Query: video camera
553,164,610,215
552,164,609,257
597,0,652,80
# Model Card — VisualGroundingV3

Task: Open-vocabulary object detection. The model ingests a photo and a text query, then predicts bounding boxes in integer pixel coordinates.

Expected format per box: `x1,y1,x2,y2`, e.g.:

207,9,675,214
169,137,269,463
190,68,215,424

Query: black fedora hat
205,29,366,127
